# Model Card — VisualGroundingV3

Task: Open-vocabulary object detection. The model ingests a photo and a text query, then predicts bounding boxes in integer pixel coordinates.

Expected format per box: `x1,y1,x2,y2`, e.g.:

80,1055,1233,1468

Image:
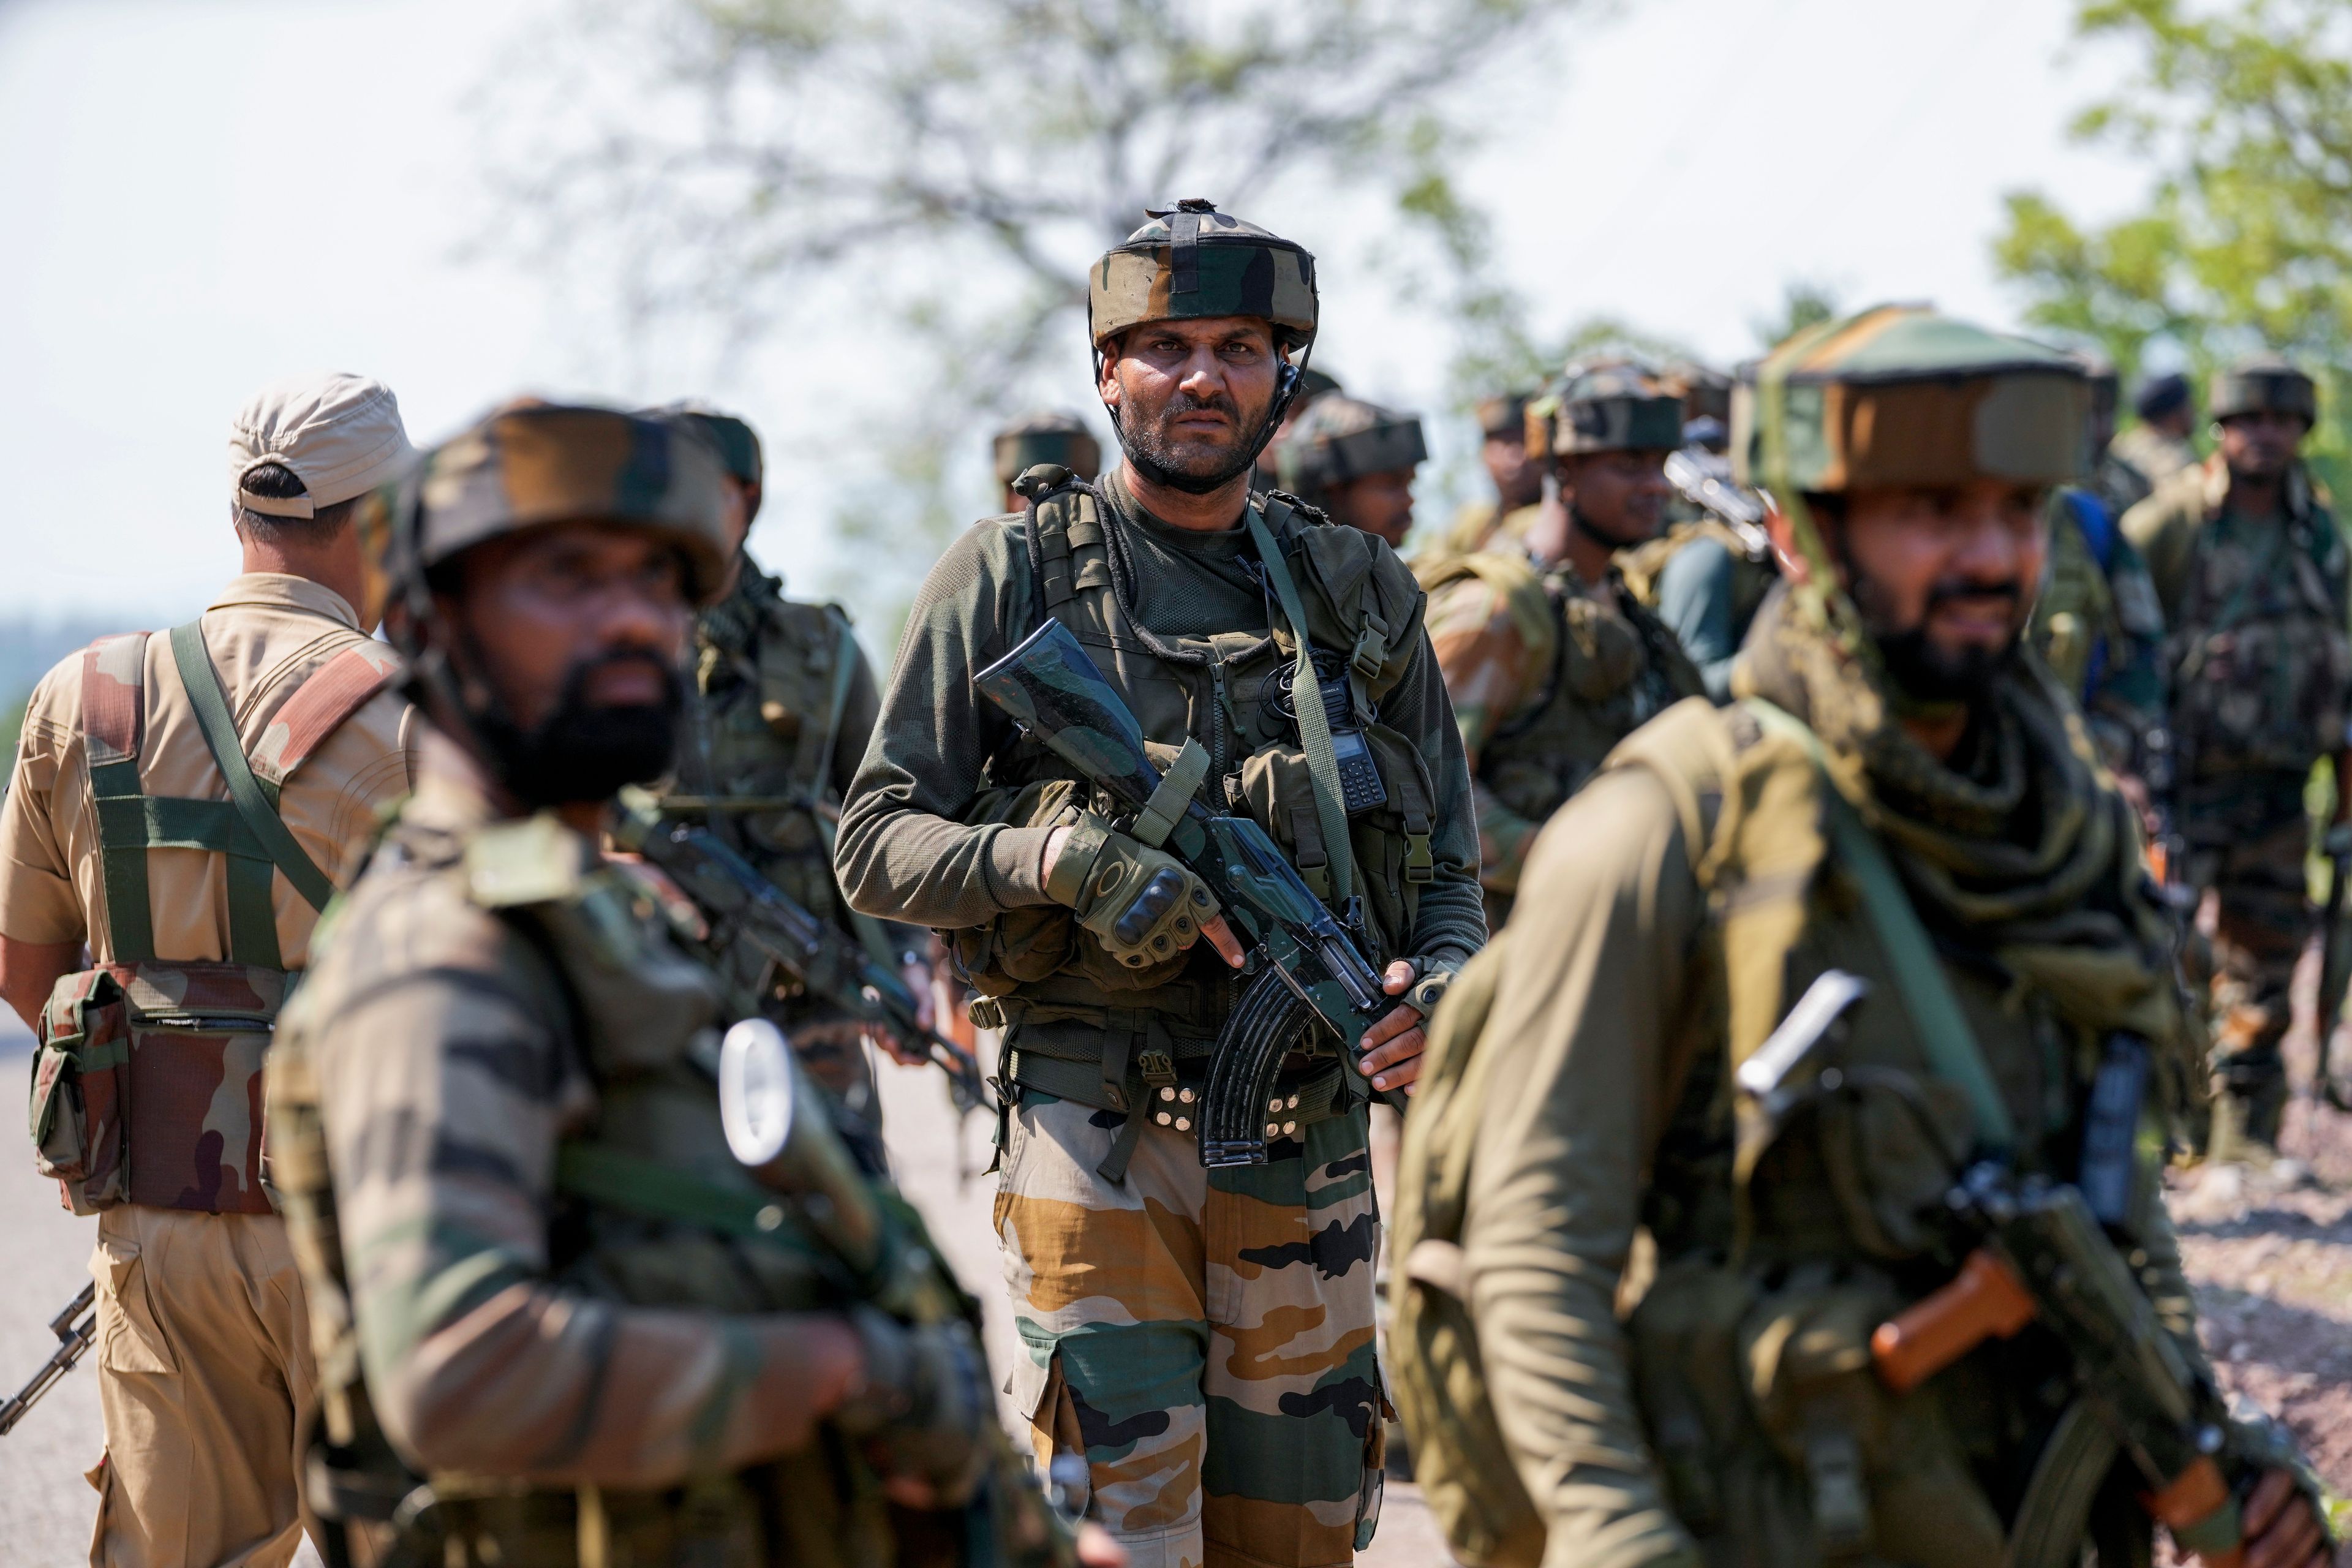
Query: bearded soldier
1418,361,1703,928
2123,355,2352,1165
642,403,932,1148
837,200,1485,1568
1389,307,2330,1568
264,401,1082,1568
1274,393,1429,550
1,374,415,1568
997,413,1104,513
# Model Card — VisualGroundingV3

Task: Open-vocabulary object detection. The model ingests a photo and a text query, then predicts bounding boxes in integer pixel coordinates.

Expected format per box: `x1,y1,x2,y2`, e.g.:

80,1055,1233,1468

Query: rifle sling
1744,698,2019,1156
1245,506,1354,905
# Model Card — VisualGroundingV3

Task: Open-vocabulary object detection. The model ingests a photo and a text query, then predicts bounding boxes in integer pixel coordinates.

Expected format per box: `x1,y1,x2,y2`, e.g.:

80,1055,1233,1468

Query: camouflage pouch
1235,724,1433,962
1559,590,1646,704
32,961,283,1216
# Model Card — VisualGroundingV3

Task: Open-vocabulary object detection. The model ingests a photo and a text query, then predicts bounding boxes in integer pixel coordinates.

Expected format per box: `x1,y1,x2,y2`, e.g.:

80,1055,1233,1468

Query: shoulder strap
2065,488,2118,573
1742,699,2018,1156
248,639,401,789
168,622,337,916
81,633,156,961
1245,503,1355,906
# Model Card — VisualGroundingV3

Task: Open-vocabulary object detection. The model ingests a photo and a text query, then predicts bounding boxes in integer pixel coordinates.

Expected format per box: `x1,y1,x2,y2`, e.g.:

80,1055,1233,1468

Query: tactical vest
29,622,396,1216
1616,516,1778,640
1419,549,1703,840
270,813,1037,1568
2166,491,2352,782
954,484,1438,1122
1392,698,2186,1568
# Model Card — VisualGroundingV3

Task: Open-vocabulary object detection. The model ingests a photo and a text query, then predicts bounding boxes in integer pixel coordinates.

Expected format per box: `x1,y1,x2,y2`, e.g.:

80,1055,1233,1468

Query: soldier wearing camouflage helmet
2104,370,2200,518
1273,392,1429,548
266,402,1047,1567
1437,390,1545,557
837,200,1485,1566
1415,360,1703,927
2122,353,2352,1165
1388,306,2330,1568
996,412,1102,512
641,402,935,1156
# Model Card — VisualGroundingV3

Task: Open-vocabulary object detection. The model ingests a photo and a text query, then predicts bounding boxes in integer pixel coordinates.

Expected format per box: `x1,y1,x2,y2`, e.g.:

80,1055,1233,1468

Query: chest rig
960,480,1438,1132
30,622,398,1216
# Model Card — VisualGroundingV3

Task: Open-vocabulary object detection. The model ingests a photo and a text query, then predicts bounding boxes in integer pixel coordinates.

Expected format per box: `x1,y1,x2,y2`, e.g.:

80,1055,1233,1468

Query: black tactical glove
1046,812,1220,970
837,1308,992,1504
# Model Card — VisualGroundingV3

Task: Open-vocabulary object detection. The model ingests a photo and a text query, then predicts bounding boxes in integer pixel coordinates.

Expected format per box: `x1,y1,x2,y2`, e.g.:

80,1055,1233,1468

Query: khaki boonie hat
1732,305,2090,492
391,401,734,607
2209,355,2316,427
229,372,415,517
1090,200,1317,349
993,412,1102,485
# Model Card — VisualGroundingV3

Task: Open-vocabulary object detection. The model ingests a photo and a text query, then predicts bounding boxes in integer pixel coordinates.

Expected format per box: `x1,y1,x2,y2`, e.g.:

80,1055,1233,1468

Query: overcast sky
0,0,2146,638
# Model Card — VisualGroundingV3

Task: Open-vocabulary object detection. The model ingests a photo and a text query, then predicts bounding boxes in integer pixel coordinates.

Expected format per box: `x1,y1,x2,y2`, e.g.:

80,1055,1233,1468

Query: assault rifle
975,619,1422,1168
611,797,992,1115
0,1283,96,1436
716,1019,1075,1568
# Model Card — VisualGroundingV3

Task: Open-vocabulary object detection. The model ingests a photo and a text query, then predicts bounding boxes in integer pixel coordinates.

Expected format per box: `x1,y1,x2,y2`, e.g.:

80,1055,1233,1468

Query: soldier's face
1327,469,1417,549
2217,409,2305,480
1831,480,2047,699
1483,434,1542,509
1558,450,1670,545
1101,317,1284,486
442,522,693,802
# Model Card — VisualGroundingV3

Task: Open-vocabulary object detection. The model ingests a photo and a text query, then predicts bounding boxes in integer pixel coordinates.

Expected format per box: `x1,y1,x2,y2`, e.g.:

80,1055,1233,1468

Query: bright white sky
0,0,2146,636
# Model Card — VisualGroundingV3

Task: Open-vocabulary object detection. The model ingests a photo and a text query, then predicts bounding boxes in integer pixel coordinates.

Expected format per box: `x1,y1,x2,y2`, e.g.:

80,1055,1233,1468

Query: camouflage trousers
992,1091,1384,1568
2188,783,2312,1145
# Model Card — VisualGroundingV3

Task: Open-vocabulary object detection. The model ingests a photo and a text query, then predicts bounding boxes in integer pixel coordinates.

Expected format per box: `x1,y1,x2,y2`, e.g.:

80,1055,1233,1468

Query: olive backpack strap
167,622,338,932
1743,698,2018,1156
81,632,157,961
1245,501,1355,905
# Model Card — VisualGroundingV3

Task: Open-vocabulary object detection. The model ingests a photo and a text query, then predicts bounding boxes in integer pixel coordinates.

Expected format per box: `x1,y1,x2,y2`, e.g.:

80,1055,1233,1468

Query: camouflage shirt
2026,488,2168,776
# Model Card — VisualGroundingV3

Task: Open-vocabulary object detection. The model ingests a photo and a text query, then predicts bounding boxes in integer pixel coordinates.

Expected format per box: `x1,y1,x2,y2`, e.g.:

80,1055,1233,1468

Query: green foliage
1994,0,2352,491
1751,281,1841,352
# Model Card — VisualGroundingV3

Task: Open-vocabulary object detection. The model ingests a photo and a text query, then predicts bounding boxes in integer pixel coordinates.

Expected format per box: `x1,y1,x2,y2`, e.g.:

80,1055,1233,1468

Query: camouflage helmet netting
993,411,1102,485
1731,304,2091,493
382,401,735,608
1089,200,1317,350
1273,394,1427,492
2209,354,2317,426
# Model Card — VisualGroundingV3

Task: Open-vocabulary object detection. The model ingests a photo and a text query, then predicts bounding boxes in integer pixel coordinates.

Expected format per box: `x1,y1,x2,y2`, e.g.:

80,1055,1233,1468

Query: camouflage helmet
993,412,1102,486
2209,353,2317,427
1732,304,2090,494
1088,199,1317,351
1659,361,1733,426
362,401,734,614
1475,390,1534,443
1528,361,1685,459
1273,394,1428,494
645,401,764,523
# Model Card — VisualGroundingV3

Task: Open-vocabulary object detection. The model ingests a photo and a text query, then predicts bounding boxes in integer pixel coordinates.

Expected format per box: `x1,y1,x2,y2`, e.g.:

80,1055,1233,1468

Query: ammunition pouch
1235,722,1436,943
32,961,283,1216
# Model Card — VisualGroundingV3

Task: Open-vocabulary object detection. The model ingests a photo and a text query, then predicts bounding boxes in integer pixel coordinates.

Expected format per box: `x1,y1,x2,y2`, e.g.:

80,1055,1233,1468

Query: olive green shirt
836,476,1485,967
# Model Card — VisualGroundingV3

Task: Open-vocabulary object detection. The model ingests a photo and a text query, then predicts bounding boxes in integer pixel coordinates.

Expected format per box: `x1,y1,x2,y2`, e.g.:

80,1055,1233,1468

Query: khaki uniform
2125,457,2352,1144
1,574,414,1568
1419,552,1703,927
837,472,1485,1568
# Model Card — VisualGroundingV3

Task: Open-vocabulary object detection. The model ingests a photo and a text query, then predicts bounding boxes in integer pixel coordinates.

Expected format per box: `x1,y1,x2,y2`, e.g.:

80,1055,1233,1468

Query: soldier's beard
473,651,684,807
1853,572,2025,704
1118,386,1276,496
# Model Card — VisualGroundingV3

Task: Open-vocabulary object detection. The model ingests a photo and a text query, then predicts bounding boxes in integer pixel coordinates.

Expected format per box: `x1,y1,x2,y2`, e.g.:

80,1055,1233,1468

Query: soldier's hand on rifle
837,1309,993,1508
1043,816,1243,970
1357,960,1430,1096
2235,1467,2331,1568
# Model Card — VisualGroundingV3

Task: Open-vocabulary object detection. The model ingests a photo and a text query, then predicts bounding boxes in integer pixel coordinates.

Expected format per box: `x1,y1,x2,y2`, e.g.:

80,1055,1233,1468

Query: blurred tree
491,0,1578,621
1994,0,2352,488
1751,281,1840,352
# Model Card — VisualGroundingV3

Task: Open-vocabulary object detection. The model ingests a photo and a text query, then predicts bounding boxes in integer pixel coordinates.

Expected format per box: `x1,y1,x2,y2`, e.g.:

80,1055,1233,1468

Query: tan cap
229,372,415,518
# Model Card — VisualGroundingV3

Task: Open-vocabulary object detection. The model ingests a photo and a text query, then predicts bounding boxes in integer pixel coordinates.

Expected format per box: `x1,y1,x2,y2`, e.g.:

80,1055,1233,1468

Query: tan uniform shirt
1,573,415,967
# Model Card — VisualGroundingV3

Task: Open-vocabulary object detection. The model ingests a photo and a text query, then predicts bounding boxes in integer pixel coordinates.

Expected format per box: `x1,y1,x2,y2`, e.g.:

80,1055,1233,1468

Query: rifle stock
976,619,1411,1168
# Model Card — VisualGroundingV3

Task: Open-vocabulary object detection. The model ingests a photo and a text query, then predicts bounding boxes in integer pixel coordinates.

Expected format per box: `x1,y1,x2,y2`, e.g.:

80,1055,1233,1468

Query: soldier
1436,391,1542,557
1419,361,1703,927
0,373,416,1567
1273,393,1429,549
263,401,1057,1567
836,199,1485,1568
1392,306,2331,1568
641,402,931,1150
1251,366,1342,491
2124,355,2352,1164
2103,369,2199,518
998,413,1104,513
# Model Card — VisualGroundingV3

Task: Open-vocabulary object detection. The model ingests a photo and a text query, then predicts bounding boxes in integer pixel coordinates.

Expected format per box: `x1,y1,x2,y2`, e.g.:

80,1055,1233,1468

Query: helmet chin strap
1101,337,1314,496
